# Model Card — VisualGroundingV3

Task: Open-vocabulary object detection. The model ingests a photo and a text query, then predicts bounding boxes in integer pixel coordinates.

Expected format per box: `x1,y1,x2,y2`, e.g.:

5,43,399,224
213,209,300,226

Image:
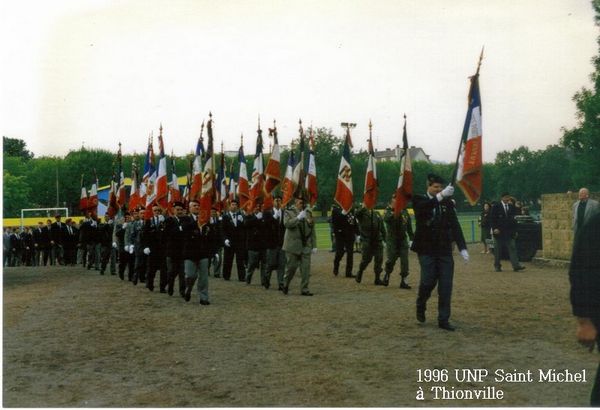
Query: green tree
3,171,31,217
560,0,600,190
3,137,34,160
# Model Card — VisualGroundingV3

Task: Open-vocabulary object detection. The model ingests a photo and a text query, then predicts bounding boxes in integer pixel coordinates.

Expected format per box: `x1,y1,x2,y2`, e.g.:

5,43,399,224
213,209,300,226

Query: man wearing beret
411,174,468,331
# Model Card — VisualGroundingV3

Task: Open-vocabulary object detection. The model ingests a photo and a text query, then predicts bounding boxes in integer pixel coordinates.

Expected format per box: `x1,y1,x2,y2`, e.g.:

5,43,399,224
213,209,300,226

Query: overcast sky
1,0,597,163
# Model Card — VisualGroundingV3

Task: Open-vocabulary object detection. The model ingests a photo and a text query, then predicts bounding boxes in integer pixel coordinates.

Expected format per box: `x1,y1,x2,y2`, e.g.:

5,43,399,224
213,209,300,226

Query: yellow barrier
2,217,87,228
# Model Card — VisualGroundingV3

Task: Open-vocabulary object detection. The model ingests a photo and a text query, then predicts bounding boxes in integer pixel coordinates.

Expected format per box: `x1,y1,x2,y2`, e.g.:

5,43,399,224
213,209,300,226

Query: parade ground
3,244,596,407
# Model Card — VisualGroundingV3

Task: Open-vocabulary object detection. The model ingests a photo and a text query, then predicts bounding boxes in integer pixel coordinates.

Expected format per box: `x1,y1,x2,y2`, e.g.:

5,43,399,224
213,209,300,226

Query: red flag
394,115,413,216
129,162,140,211
334,128,353,212
455,65,483,205
155,125,168,210
281,150,296,208
264,121,281,194
116,143,127,209
305,128,318,207
107,170,119,218
248,119,265,210
216,147,228,212
168,155,181,212
79,175,88,213
139,134,155,217
363,122,378,209
190,122,205,202
237,139,250,211
88,170,99,218
199,113,215,227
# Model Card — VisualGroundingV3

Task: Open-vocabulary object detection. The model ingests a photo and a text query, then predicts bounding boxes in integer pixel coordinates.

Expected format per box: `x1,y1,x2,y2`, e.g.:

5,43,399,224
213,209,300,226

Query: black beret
427,173,445,184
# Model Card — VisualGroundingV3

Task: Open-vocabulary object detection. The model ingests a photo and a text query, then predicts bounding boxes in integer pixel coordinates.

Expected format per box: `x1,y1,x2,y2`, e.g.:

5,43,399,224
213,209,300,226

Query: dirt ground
3,244,598,407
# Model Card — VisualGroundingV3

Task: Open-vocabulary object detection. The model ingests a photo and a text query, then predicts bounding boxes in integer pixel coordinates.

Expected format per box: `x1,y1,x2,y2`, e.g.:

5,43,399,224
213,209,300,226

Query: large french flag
363,129,378,210
190,122,205,202
129,163,140,211
116,143,126,209
394,115,413,216
88,170,99,217
79,175,88,213
167,156,181,214
139,136,154,209
107,171,119,218
155,126,168,210
237,142,250,210
144,139,157,219
305,129,317,207
334,129,353,212
228,160,237,203
455,72,483,206
249,126,264,210
199,115,215,227
264,123,281,194
281,150,296,207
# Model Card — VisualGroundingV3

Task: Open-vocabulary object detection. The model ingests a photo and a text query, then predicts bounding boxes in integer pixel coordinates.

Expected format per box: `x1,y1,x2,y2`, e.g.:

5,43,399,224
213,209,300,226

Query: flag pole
451,47,484,185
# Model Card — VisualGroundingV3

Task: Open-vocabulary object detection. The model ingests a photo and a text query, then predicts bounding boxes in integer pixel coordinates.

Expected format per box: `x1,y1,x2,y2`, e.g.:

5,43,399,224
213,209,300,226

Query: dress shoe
438,322,455,331
167,287,174,296
184,288,191,302
400,281,412,290
374,278,383,286
147,285,154,292
282,286,289,295
263,282,270,290
333,270,339,276
132,277,138,285
301,291,314,296
514,266,526,272
495,267,502,272
278,284,284,292
416,309,426,323
199,300,210,305
355,273,362,283
245,276,252,285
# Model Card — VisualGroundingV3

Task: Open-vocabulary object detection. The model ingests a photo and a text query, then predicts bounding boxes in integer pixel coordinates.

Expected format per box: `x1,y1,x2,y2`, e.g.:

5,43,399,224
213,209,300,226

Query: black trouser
416,254,454,324
166,255,185,296
63,245,77,265
146,252,167,291
333,235,354,276
223,245,246,281
134,252,146,282
118,250,134,280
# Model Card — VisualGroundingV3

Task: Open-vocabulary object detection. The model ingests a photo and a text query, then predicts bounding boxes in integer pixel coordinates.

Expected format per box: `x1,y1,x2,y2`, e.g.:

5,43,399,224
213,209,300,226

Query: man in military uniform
142,205,167,292
354,205,386,285
264,195,286,291
113,212,134,281
98,215,116,275
332,204,359,278
244,202,268,286
182,199,217,305
411,174,469,331
126,207,146,285
222,199,247,281
164,202,187,296
383,195,415,289
282,196,317,296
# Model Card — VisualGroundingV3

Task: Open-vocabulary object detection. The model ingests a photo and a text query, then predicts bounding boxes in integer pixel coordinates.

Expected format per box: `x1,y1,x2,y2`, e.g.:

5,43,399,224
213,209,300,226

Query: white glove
237,215,243,222
143,247,151,255
460,249,469,262
112,242,118,249
355,235,361,243
408,240,413,248
214,253,220,264
128,245,134,254
436,185,455,201
274,209,281,219
123,222,128,229
158,215,165,223
342,209,348,215
256,212,263,220
297,210,306,220
224,239,231,247
311,248,317,254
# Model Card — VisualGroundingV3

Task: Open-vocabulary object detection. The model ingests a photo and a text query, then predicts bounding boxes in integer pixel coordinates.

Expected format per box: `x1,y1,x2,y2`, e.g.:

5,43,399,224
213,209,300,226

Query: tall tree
3,137,34,160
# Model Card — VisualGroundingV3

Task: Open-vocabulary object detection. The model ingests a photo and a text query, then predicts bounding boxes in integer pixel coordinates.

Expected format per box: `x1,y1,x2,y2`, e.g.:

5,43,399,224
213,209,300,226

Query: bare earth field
3,244,597,407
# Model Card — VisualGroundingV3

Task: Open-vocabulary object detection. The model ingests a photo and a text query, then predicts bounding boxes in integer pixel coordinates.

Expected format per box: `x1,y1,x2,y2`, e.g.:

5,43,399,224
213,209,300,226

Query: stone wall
541,192,600,260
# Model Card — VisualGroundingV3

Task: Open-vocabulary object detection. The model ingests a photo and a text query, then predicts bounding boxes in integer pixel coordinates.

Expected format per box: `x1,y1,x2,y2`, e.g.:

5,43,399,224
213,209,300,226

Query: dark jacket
332,206,359,240
50,222,66,245
97,222,113,246
244,213,268,251
222,211,246,248
410,193,466,256
569,212,600,321
33,226,51,248
489,201,518,239
164,216,186,258
263,209,285,249
63,225,79,248
141,217,166,254
79,220,98,245
181,215,218,261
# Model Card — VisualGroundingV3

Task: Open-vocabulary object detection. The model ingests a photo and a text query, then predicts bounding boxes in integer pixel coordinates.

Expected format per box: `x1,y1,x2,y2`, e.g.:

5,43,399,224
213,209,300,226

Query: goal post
20,207,69,229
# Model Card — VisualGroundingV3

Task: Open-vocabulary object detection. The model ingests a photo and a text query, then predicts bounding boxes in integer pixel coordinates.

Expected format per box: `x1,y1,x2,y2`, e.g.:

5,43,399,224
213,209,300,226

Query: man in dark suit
264,196,286,291
79,213,99,270
32,222,48,266
221,199,247,281
164,202,187,297
62,218,79,266
244,201,268,286
489,192,525,272
50,214,67,265
332,204,359,278
113,212,134,281
411,174,469,331
569,211,600,405
142,205,167,292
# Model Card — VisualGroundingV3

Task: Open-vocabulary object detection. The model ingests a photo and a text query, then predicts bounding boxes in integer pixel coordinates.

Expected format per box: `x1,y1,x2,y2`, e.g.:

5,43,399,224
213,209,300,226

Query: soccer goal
20,207,69,229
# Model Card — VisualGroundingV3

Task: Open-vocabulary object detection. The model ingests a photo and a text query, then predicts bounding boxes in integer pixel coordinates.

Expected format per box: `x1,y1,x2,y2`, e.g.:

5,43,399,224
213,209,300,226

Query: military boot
355,271,363,283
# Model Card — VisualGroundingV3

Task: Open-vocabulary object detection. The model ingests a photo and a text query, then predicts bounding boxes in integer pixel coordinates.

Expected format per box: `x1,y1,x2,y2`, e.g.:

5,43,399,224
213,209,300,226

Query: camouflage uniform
354,206,386,285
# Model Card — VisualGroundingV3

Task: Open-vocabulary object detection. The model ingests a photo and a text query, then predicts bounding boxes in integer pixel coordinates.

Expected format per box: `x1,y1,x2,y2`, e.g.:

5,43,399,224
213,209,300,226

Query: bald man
572,188,599,238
